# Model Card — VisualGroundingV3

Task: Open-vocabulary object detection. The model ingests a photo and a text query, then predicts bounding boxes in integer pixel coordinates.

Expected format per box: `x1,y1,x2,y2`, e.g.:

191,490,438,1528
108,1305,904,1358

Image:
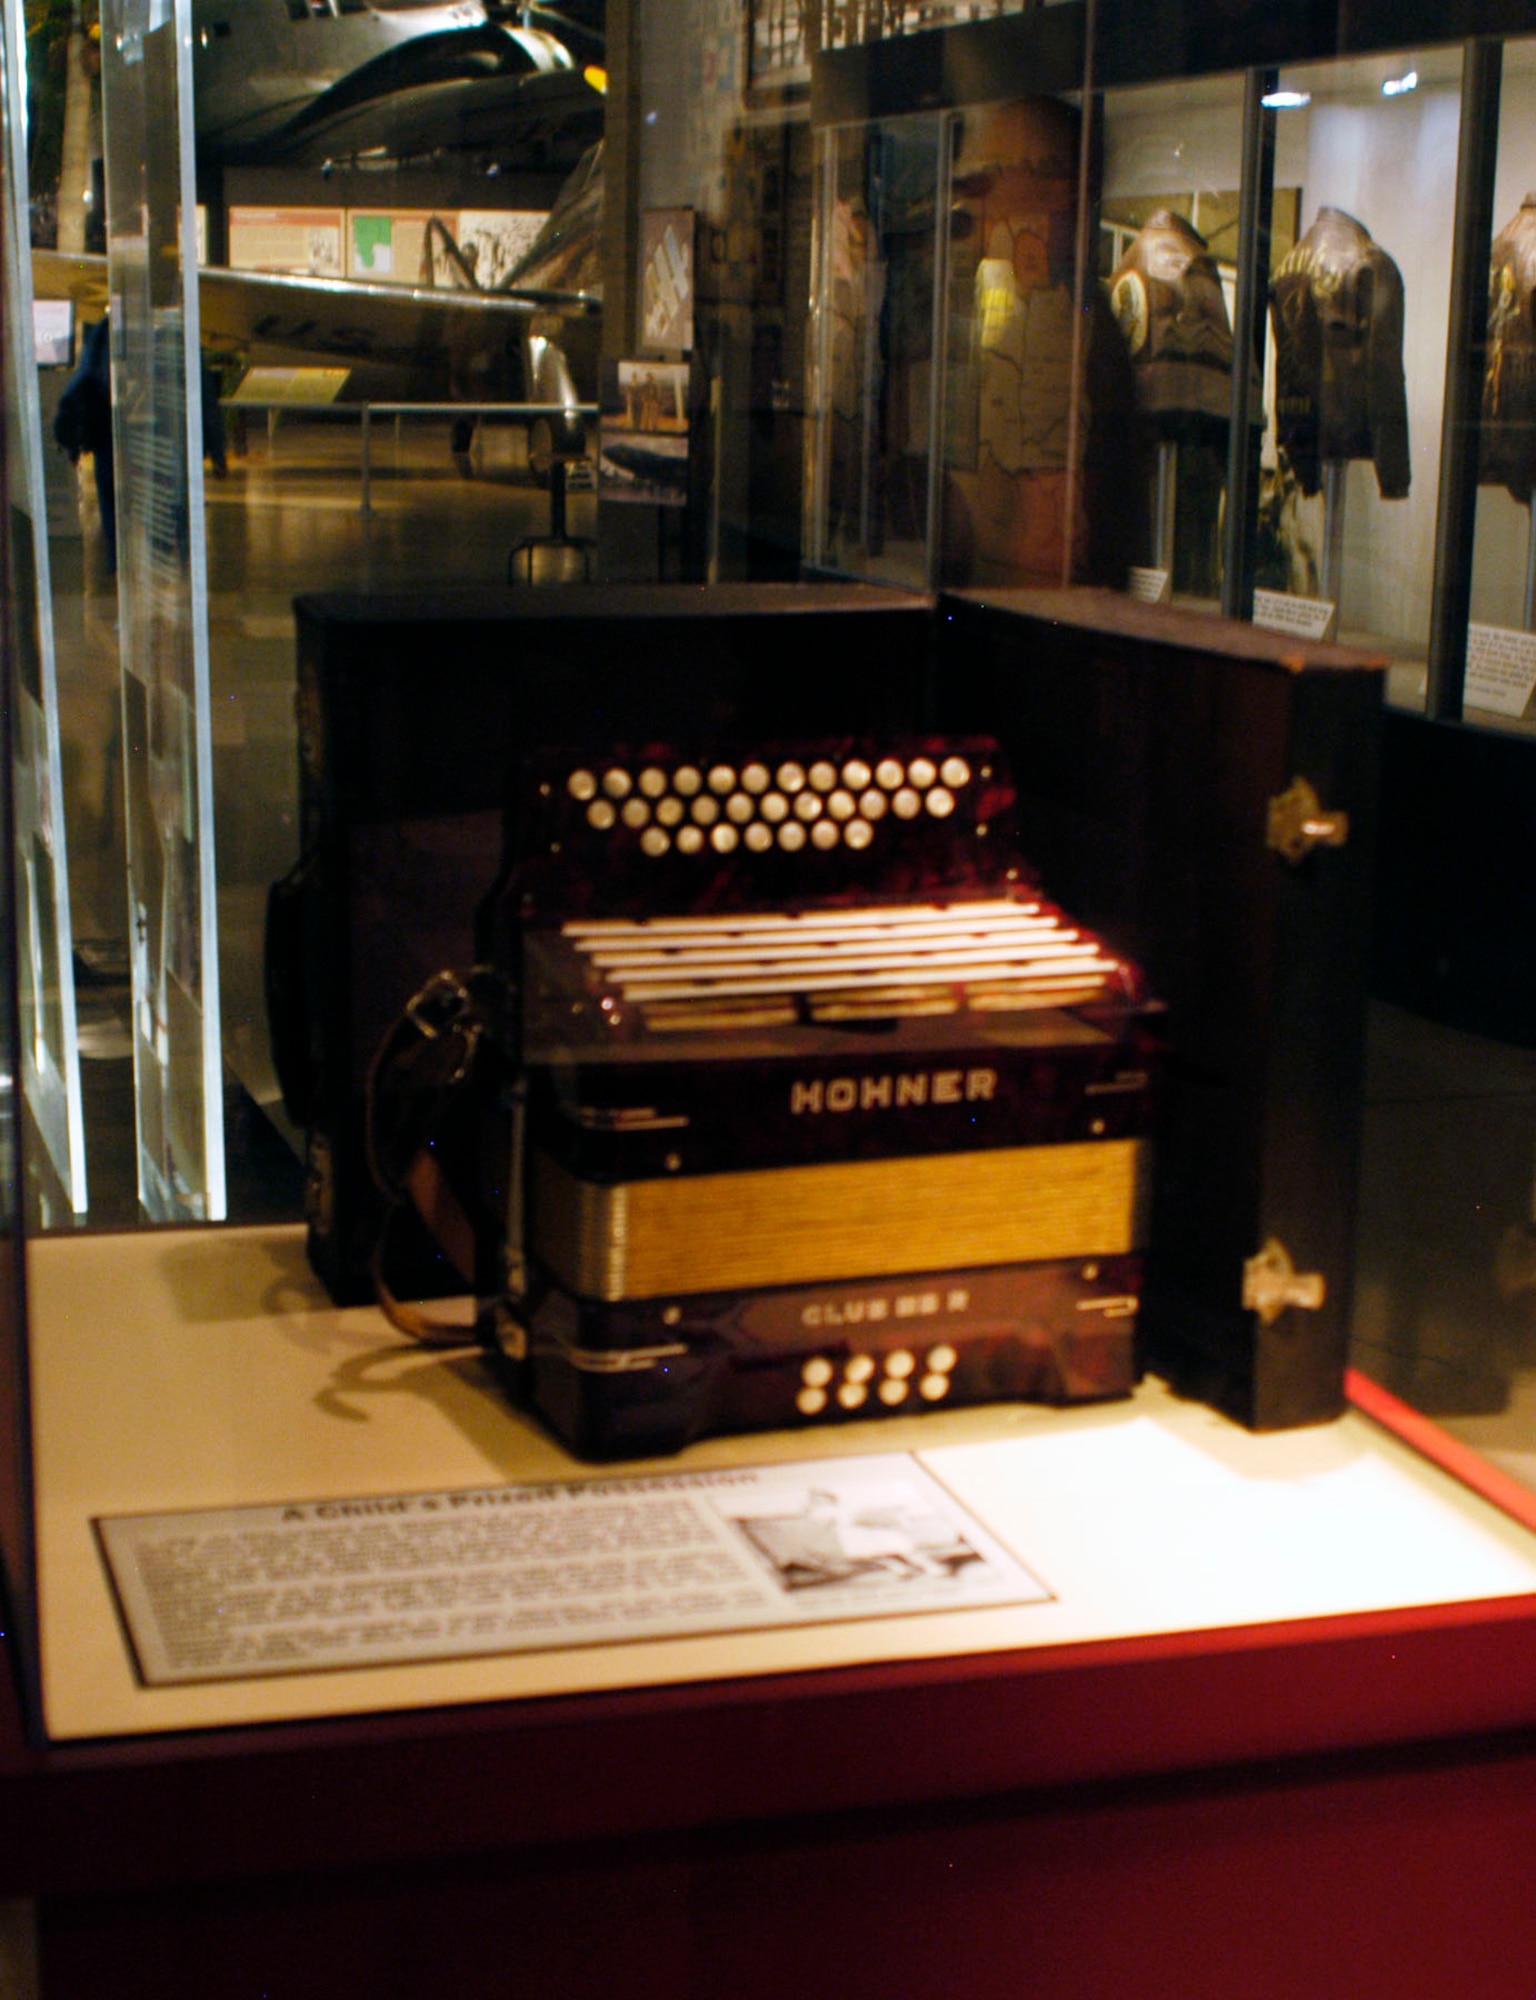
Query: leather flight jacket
1269,207,1411,499
1481,197,1536,501
1109,209,1235,430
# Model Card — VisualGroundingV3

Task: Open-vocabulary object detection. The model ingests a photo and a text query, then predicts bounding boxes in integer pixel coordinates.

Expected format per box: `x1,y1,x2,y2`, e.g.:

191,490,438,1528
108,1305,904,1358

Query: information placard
1126,566,1170,605
1465,623,1536,718
98,1455,1050,1686
1252,589,1338,643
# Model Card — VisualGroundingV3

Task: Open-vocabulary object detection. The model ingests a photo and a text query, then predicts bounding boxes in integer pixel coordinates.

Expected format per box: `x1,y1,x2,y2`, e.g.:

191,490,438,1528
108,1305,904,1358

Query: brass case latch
1243,1238,1327,1326
1267,777,1349,864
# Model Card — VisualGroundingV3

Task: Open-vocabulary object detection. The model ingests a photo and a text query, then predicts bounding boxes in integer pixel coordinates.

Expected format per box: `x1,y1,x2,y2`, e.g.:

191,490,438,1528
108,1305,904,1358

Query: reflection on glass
102,0,225,1220
1262,47,1461,702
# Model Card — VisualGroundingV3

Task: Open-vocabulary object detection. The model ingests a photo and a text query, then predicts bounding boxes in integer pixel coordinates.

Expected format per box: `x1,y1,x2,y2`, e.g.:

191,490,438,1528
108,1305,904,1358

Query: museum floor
33,415,1536,1507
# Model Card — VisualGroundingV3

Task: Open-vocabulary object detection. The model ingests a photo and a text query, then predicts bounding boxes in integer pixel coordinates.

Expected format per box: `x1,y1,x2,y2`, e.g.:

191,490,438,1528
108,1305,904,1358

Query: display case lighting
1381,70,1418,96
1260,88,1312,109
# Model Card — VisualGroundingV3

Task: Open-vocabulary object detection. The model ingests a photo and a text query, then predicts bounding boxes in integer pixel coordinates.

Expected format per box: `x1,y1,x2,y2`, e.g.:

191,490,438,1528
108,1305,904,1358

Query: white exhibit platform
25,1223,1536,1741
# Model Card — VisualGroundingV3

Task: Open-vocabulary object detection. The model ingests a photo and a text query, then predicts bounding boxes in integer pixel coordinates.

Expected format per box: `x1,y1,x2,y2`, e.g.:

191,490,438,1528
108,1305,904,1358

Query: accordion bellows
491,738,1160,1458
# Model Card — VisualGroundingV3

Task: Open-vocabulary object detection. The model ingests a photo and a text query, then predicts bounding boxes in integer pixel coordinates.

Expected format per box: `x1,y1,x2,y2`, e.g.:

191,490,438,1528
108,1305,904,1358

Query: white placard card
1252,589,1338,644
1126,566,1171,605
1465,623,1536,718
97,1456,1051,1687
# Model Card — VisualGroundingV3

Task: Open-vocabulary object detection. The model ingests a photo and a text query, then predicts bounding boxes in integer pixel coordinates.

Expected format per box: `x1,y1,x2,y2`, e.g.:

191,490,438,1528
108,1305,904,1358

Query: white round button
568,768,597,801
811,820,840,850
844,819,874,850
760,792,789,823
621,797,650,828
777,761,806,793
639,766,668,798
908,757,937,788
726,792,755,823
656,796,685,827
941,756,971,789
926,1344,958,1374
919,1373,950,1402
677,825,705,855
690,794,720,825
925,787,955,818
837,1381,868,1410
640,827,670,857
745,822,773,852
742,762,771,794
843,758,872,789
602,768,632,799
778,821,806,852
859,789,888,820
708,764,737,795
793,790,822,821
878,1378,909,1406
893,788,922,819
828,789,856,820
876,758,905,790
845,1354,876,1384
586,800,617,830
673,765,702,797
802,1356,834,1387
711,823,739,853
885,1349,915,1379
808,760,838,792
797,1387,828,1417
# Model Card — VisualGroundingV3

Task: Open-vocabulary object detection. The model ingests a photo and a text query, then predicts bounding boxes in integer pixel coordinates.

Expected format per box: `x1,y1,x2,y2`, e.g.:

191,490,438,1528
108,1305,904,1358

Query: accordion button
802,1356,834,1387
778,821,807,852
745,822,774,852
859,789,887,820
639,766,669,798
674,765,703,796
742,762,772,793
845,1354,876,1384
885,1349,915,1379
586,800,617,830
691,794,720,825
708,763,737,794
879,1378,909,1407
796,1387,829,1417
926,787,955,818
809,760,838,792
843,758,872,789
777,761,807,793
602,768,632,799
844,819,874,851
711,823,739,854
656,796,685,827
760,791,789,823
875,758,904,790
893,788,922,819
793,790,822,821
641,827,670,858
919,1372,951,1402
621,797,651,828
811,820,839,850
941,756,972,789
726,792,755,823
908,757,938,788
837,1382,869,1411
926,1344,958,1374
828,789,856,820
567,768,598,801
677,825,705,855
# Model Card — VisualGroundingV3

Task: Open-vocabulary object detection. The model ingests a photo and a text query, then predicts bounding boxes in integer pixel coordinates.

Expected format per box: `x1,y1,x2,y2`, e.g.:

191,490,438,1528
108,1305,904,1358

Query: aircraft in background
193,0,603,175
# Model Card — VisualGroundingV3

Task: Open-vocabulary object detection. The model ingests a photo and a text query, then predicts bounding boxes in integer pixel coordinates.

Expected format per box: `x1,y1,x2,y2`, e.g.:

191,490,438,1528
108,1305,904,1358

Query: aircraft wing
32,248,600,406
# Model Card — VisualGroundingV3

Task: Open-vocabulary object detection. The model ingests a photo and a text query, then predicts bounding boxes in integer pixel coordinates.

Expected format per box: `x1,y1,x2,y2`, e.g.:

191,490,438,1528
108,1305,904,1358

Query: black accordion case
485,735,1160,1458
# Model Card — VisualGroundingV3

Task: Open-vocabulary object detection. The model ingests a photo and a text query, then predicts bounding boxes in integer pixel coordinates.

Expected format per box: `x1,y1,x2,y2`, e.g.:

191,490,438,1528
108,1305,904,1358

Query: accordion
487,738,1160,1458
